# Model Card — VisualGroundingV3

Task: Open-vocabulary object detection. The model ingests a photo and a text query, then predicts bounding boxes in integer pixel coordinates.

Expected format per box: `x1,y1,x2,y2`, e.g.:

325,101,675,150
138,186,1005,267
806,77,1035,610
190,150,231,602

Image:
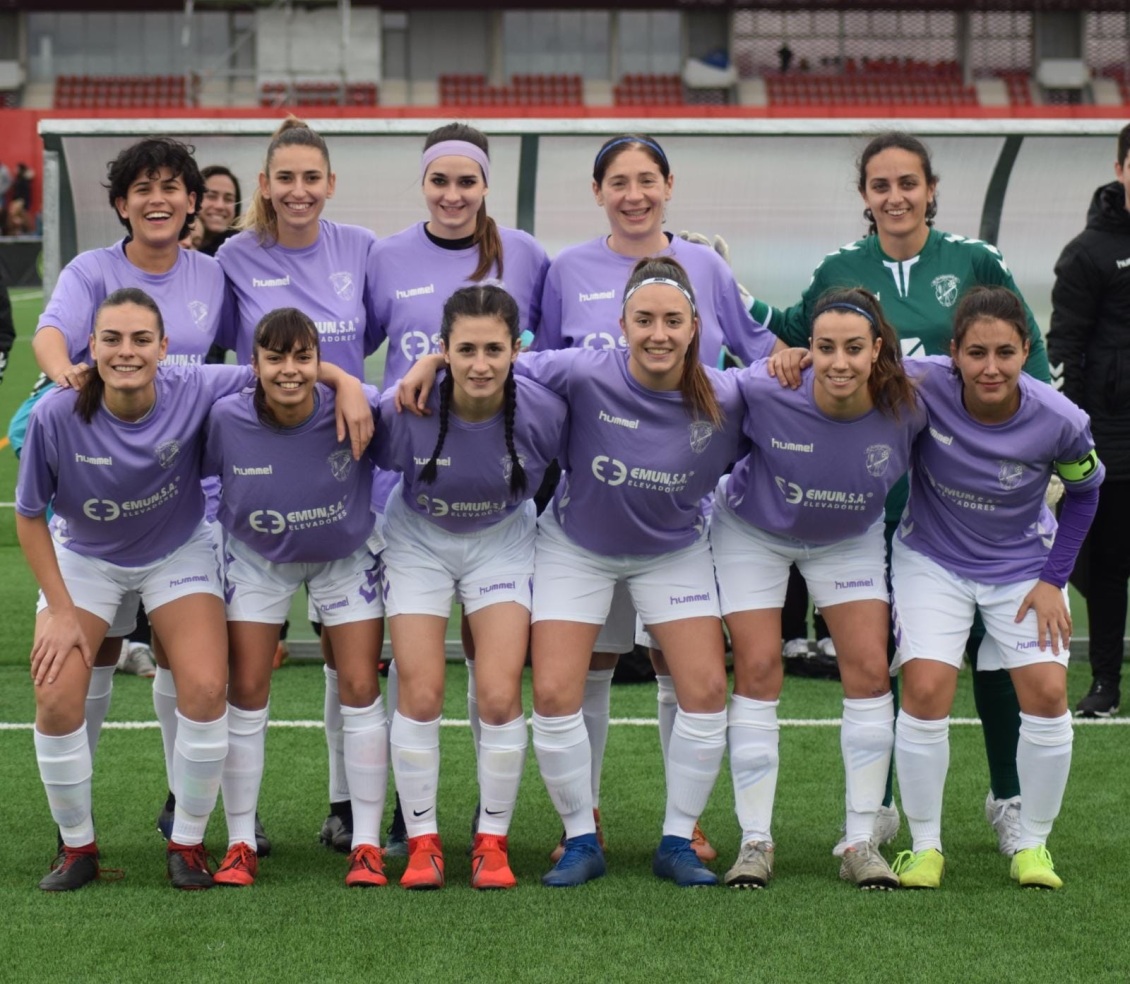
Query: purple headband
421,140,491,186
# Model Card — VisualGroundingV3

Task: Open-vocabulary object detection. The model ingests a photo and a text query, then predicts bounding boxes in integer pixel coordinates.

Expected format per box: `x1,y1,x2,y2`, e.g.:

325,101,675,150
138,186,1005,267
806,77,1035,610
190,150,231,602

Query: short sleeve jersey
204,383,380,564
16,365,253,566
535,235,775,368
898,357,1104,584
367,223,549,386
725,360,927,544
36,241,228,366
517,348,749,556
216,221,380,379
374,376,567,534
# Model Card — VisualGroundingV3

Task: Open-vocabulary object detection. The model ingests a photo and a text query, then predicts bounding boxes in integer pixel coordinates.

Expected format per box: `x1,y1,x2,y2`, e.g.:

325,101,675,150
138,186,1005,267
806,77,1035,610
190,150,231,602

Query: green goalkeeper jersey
749,227,1051,520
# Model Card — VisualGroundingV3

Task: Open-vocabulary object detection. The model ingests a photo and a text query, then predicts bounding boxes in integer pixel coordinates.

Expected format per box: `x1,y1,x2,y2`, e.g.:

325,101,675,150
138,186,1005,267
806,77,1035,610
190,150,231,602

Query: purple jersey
517,348,748,555
725,361,927,543
216,221,380,379
374,376,567,533
16,365,253,566
204,383,379,563
36,240,228,365
534,234,775,368
367,223,549,385
899,357,1104,583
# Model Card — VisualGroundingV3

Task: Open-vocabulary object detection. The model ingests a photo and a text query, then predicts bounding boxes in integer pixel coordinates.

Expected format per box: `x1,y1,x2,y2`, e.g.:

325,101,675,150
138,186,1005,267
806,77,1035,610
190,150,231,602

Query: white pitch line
1,716,1127,732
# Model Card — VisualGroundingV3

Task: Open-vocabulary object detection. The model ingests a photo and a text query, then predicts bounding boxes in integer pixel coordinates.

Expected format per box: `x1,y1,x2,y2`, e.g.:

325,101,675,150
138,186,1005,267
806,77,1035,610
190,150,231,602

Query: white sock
171,710,227,847
84,665,116,763
532,710,594,839
656,674,678,762
895,711,949,853
841,693,895,850
341,699,389,849
35,724,94,847
221,703,268,850
465,658,482,763
728,695,779,845
582,668,614,807
477,715,528,836
390,712,440,839
1016,711,1073,851
152,667,178,791
323,666,350,805
664,707,726,839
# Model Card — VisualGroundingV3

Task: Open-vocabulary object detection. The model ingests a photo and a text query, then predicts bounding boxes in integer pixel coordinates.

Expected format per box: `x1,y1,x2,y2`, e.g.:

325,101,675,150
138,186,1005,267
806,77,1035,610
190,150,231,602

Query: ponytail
419,371,454,485
471,205,503,282
241,116,330,245
501,369,527,497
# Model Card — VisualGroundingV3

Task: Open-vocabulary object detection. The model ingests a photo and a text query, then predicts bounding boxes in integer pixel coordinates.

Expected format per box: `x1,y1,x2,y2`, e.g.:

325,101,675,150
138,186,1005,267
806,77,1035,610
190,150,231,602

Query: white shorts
225,534,384,627
104,521,223,637
37,520,223,628
306,515,385,625
595,581,637,654
532,508,720,628
710,489,889,615
380,490,534,618
890,537,1071,673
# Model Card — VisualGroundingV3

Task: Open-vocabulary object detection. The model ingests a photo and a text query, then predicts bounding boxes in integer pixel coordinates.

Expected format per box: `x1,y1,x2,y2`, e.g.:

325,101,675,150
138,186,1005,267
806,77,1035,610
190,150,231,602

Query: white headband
622,276,696,314
421,140,491,186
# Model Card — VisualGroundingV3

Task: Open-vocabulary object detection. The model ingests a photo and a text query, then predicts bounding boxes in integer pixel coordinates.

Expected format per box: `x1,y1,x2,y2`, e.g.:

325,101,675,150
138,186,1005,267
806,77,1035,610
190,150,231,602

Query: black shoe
40,843,100,891
167,842,214,890
319,808,354,854
254,813,272,858
385,794,407,857
156,791,175,841
1075,680,1120,718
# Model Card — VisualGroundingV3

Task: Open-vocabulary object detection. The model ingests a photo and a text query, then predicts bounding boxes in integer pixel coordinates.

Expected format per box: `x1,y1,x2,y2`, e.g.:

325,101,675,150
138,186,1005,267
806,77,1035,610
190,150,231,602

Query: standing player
749,131,1052,855
377,285,566,889
366,122,550,852
889,286,1102,890
404,257,750,886
27,135,229,844
533,133,778,862
17,289,250,891
216,116,382,851
204,308,387,889
713,288,923,891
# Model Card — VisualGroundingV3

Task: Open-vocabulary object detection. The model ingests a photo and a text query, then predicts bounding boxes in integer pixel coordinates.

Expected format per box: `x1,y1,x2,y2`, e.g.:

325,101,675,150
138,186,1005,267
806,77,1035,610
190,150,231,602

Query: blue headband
815,302,876,328
594,136,669,175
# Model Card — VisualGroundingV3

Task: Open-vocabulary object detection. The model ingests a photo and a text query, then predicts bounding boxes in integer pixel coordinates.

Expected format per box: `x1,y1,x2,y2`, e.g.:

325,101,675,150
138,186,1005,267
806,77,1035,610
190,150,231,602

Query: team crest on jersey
330,272,355,301
689,421,714,453
188,300,209,331
998,459,1025,490
155,440,180,469
865,443,892,477
932,275,960,308
328,449,354,482
501,453,527,482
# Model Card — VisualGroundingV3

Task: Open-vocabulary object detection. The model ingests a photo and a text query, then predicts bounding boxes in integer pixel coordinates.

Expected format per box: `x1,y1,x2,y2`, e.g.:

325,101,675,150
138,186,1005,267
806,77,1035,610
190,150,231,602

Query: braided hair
418,284,527,497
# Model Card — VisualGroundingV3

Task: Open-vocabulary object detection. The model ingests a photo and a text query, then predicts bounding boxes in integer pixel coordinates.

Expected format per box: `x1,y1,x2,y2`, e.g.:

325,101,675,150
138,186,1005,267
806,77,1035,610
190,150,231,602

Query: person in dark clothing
0,281,13,385
1048,122,1130,718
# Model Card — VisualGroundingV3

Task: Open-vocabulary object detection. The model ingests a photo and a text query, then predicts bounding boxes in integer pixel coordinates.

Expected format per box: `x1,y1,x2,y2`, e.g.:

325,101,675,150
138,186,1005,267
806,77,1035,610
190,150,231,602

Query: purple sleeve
532,264,564,351
14,406,58,517
203,364,256,402
362,237,388,359
1040,484,1100,587
36,257,103,358
713,263,776,366
513,348,581,396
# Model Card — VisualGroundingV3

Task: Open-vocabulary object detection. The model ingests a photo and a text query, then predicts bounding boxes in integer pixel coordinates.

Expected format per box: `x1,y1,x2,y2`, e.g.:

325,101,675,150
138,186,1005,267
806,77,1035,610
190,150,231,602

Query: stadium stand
613,74,685,106
53,75,192,109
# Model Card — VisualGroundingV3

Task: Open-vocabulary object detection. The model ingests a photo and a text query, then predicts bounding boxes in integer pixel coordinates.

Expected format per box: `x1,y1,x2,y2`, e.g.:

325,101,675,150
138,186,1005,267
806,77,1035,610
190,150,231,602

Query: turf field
2,289,1128,983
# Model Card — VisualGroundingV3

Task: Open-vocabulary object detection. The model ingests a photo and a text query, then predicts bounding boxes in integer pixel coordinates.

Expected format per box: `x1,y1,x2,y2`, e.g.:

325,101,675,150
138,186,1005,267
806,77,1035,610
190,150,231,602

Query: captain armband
1055,449,1101,484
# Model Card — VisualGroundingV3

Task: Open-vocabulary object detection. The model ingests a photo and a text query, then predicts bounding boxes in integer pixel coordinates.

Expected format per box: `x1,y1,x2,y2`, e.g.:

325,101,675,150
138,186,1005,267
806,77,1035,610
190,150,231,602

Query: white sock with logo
390,712,441,839
84,665,116,763
477,715,528,836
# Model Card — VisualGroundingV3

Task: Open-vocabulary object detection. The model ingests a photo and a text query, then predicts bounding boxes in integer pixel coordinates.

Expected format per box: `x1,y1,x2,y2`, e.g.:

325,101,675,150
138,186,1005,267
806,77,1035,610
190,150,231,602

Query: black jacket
1049,180,1130,480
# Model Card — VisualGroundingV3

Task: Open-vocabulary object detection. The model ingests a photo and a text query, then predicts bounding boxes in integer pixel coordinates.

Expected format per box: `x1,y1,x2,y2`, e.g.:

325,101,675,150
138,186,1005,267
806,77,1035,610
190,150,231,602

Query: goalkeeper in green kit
751,131,1052,857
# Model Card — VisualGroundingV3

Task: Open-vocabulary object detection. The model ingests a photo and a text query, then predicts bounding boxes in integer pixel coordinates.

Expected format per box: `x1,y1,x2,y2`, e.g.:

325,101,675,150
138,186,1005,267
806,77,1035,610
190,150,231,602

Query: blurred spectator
777,43,793,74
1048,121,1130,718
10,162,32,210
4,198,32,236
0,160,10,211
197,164,241,256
